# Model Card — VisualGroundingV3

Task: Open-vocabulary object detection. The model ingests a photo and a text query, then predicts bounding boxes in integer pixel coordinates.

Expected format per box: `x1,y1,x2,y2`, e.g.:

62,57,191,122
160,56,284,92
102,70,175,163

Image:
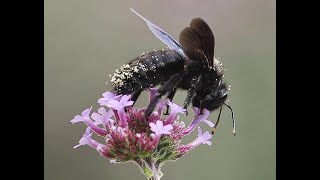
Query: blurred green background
44,0,275,179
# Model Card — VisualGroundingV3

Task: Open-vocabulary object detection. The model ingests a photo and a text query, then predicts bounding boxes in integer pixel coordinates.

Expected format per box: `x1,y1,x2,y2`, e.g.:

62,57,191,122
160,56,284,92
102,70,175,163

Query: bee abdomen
110,49,184,94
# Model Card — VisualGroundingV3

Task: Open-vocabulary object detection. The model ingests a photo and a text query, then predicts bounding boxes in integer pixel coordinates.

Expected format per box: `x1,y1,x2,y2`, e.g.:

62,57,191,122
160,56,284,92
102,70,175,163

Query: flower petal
91,112,102,125
124,101,134,106
120,95,131,104
98,107,107,115
204,141,212,146
161,124,173,134
71,115,84,124
74,127,92,148
202,120,215,127
197,126,203,137
167,101,186,114
106,100,121,110
156,120,164,128
149,122,158,133
102,92,116,98
81,107,92,119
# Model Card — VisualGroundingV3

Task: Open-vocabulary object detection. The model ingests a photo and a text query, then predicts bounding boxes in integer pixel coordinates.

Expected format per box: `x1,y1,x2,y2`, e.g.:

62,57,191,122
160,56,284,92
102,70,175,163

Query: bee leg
145,73,183,119
130,88,143,105
163,88,177,115
183,89,196,116
183,75,202,116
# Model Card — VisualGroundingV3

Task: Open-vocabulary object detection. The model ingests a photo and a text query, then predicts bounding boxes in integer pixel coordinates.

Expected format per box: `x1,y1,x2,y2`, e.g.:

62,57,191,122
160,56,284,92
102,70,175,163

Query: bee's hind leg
145,73,183,119
163,88,177,115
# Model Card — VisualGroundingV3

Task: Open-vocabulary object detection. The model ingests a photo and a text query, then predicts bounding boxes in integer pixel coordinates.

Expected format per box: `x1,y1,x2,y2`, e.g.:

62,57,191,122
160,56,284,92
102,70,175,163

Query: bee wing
130,8,186,58
179,18,215,68
179,27,209,66
190,18,215,68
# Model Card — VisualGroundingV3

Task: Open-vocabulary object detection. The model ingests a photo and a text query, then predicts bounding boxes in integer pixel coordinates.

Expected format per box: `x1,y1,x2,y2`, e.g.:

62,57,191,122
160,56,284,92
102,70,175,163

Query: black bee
110,9,235,135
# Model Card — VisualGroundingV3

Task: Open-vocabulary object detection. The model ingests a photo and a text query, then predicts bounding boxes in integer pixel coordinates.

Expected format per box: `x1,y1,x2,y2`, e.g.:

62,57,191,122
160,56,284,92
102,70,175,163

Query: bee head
193,79,230,112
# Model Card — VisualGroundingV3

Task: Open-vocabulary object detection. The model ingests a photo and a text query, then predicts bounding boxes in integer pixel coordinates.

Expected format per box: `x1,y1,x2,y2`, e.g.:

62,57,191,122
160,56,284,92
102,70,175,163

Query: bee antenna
224,103,236,136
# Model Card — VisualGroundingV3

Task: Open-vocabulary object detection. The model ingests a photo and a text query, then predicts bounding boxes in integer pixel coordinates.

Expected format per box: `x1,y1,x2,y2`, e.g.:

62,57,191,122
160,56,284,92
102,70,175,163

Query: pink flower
91,107,114,125
177,127,212,157
182,108,212,135
105,95,133,127
71,107,108,136
149,120,173,135
149,120,173,145
98,92,122,106
165,101,186,124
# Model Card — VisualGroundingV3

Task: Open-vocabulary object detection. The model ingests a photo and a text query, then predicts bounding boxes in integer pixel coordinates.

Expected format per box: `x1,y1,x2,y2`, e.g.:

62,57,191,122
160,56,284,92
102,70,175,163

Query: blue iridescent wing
130,8,186,58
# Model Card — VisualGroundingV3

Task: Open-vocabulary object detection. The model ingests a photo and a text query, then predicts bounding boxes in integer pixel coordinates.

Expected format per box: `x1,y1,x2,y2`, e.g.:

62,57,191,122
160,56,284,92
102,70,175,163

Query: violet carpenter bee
110,9,235,135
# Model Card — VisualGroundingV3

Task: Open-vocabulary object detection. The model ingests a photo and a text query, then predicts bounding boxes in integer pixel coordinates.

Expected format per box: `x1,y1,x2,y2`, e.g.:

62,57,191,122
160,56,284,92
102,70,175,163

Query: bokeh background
44,0,275,179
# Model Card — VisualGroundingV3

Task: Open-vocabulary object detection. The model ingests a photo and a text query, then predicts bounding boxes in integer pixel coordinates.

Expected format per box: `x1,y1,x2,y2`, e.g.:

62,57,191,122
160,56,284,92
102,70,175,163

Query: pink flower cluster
71,89,214,163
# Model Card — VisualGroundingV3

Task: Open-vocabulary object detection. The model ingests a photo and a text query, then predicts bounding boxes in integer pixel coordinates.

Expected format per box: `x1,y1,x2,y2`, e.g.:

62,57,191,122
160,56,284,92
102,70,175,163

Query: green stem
135,158,162,180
